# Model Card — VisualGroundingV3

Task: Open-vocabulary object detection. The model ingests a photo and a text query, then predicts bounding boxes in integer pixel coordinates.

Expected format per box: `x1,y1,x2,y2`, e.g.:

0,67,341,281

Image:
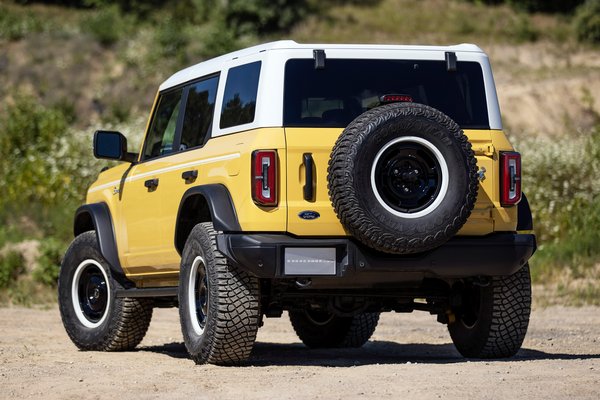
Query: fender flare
517,193,534,231
74,203,132,287
175,184,241,254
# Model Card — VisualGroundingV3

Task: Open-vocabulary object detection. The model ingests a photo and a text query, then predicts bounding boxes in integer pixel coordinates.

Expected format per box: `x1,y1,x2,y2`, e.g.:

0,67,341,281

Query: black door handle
303,153,314,201
181,169,198,183
144,178,159,190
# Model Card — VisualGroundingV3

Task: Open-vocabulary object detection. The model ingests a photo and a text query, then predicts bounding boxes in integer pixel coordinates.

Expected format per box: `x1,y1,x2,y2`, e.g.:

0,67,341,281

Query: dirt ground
1,306,599,400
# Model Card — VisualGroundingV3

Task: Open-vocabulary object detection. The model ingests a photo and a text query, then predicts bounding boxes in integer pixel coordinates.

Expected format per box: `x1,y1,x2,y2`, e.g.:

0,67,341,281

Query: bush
0,250,25,288
0,95,100,241
33,238,65,287
154,18,189,60
463,0,585,13
0,5,45,40
82,5,127,46
515,127,600,276
574,0,600,44
197,20,241,60
224,0,312,35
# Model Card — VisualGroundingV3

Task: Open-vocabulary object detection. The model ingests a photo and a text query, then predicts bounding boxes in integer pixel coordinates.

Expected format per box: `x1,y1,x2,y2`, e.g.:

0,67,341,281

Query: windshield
284,58,489,129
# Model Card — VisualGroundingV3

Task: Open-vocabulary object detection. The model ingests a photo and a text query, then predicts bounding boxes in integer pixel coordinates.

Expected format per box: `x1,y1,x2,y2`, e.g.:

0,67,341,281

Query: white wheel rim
71,259,111,328
370,136,449,219
189,256,208,336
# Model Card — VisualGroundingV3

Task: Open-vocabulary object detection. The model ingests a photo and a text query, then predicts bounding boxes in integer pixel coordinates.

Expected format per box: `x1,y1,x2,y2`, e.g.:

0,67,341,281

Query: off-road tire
328,102,478,254
448,264,532,358
58,231,153,351
289,310,380,348
178,222,260,365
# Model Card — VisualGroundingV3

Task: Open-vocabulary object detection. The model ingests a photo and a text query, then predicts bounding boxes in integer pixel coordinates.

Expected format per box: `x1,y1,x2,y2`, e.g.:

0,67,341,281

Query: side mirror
93,130,137,163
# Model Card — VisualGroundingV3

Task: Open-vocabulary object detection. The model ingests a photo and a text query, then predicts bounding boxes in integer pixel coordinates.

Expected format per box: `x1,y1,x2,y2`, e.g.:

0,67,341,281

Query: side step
115,287,177,298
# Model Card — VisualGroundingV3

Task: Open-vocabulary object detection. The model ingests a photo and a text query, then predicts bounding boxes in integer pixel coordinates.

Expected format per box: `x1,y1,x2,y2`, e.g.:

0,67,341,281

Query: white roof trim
159,40,485,91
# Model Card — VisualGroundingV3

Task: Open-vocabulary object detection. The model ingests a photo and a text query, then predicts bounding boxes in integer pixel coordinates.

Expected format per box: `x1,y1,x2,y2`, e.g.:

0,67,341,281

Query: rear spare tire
328,102,478,254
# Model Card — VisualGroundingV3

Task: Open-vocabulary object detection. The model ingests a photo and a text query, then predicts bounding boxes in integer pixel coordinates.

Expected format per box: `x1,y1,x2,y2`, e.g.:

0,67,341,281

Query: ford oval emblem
298,210,320,220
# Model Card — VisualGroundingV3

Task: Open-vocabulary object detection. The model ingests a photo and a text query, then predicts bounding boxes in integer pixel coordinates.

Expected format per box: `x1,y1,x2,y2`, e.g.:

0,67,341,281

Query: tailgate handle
144,178,159,191
303,153,315,202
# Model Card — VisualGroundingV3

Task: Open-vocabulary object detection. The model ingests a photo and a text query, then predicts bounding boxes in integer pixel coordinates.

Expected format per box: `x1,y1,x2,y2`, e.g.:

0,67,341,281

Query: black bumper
216,233,536,286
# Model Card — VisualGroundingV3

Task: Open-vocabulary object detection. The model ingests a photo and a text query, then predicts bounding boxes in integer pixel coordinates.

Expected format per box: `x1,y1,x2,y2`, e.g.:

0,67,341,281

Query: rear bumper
216,232,536,284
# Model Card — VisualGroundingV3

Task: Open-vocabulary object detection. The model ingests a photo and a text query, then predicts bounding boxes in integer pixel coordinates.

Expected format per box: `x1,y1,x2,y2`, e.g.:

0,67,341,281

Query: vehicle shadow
139,340,600,366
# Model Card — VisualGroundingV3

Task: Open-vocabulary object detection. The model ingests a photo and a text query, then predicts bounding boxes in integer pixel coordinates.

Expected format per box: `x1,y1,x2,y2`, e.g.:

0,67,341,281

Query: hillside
0,0,599,306
1,0,599,136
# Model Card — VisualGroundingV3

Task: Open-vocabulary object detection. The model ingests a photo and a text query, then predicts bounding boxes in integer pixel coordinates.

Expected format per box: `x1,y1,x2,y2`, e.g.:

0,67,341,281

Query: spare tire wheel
327,102,478,254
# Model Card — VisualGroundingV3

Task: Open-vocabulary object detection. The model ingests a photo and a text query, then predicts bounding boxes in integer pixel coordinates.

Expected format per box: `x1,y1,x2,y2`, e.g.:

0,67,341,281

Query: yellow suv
58,41,536,364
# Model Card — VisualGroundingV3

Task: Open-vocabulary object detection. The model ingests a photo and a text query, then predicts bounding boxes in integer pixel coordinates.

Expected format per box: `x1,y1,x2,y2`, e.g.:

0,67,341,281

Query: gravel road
1,306,599,399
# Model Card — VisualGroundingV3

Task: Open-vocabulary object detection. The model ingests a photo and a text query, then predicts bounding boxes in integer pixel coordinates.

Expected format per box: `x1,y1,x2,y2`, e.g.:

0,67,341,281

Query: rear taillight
500,151,521,207
252,150,278,206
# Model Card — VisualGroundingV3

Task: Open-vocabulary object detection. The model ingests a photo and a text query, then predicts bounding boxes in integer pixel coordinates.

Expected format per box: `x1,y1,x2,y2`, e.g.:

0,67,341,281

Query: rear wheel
448,264,532,358
289,310,380,348
58,231,153,351
178,223,260,365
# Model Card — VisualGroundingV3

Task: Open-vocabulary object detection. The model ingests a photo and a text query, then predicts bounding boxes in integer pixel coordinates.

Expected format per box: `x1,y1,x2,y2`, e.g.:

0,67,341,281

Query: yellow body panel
88,124,517,282
284,128,518,236
87,128,287,281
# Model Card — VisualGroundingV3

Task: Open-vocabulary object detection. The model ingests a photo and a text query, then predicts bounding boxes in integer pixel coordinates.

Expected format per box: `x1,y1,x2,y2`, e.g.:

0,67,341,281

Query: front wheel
58,231,153,351
178,223,260,365
448,264,532,358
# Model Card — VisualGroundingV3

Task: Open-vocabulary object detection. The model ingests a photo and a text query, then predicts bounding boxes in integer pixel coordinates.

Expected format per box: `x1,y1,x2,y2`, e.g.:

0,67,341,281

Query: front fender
74,203,132,287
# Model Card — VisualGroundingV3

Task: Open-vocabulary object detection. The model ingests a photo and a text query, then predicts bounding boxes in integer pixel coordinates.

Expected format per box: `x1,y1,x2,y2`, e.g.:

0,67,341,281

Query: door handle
181,169,198,183
303,153,314,201
144,178,159,191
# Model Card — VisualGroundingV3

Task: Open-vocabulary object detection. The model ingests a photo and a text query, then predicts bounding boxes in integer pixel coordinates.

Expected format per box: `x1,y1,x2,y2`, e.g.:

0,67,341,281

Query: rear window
284,59,489,129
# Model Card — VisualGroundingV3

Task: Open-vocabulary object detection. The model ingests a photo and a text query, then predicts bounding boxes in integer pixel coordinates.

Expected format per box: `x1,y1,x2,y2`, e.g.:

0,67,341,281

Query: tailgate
285,127,346,236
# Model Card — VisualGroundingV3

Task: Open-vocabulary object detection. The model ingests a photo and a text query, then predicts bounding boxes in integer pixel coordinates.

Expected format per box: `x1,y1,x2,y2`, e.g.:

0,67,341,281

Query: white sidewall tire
188,256,206,336
71,259,111,329
370,136,449,219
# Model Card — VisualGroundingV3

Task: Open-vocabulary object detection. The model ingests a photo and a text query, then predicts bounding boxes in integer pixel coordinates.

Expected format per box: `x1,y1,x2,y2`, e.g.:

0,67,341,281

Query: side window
143,89,183,160
180,75,219,150
220,61,261,129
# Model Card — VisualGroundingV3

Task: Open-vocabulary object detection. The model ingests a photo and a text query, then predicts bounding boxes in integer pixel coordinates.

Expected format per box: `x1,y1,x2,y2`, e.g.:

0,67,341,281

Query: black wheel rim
305,309,335,326
458,283,481,329
77,264,108,323
374,142,442,214
194,264,209,330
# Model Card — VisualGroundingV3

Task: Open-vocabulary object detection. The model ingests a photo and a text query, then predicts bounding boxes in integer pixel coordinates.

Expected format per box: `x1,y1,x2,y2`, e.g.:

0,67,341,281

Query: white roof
159,40,485,91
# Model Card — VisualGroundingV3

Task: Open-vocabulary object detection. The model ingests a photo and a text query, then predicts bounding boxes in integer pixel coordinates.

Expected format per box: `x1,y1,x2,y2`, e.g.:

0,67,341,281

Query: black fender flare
74,203,132,287
517,193,534,231
174,184,241,254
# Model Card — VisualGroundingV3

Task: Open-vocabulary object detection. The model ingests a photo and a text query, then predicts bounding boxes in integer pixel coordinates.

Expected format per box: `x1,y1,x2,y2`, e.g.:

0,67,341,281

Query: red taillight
500,151,521,207
252,150,278,206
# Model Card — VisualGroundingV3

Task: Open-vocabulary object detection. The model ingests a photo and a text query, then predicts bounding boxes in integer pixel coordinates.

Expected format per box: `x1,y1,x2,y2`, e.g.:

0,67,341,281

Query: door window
180,75,219,150
143,88,183,160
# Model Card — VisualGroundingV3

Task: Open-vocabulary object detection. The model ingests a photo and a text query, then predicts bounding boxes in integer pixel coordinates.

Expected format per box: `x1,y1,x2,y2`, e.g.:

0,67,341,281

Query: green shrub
515,127,600,278
0,95,100,241
463,0,584,13
155,18,189,60
510,13,539,42
33,238,65,287
0,250,25,288
574,0,600,44
82,5,127,46
0,5,45,40
224,0,312,35
197,20,241,60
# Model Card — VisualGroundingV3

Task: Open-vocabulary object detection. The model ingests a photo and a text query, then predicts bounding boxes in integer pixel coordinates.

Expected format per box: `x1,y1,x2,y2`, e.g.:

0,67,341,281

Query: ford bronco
58,41,536,364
